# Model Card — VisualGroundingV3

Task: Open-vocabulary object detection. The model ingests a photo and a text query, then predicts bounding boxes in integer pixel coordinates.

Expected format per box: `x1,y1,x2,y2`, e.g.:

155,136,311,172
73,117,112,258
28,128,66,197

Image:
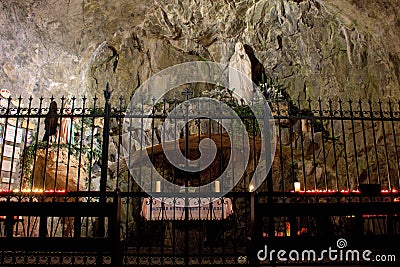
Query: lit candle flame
249,184,255,192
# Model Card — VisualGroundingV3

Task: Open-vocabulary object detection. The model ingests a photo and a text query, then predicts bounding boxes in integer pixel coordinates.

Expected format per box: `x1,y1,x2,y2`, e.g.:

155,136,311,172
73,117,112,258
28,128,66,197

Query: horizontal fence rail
0,87,399,265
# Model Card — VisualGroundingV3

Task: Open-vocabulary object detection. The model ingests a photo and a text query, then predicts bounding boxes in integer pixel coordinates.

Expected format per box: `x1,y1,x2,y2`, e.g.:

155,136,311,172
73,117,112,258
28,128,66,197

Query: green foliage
22,135,44,187
233,104,261,136
73,116,102,171
201,85,261,136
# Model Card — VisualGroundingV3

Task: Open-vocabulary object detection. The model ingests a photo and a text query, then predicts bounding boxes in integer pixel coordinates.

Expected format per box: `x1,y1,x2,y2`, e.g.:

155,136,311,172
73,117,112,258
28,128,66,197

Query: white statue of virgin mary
228,41,253,103
57,97,75,145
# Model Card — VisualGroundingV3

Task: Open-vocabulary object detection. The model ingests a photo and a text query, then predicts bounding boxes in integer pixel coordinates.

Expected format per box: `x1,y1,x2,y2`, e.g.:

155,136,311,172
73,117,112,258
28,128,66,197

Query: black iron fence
0,85,399,265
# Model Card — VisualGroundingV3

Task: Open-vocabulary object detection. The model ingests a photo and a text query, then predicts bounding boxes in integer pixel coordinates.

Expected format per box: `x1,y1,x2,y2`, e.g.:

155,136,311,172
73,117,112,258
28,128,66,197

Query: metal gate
0,83,399,265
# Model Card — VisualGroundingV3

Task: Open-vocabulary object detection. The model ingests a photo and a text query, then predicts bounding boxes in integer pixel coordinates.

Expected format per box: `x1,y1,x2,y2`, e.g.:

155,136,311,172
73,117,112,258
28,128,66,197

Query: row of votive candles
293,182,399,193
154,181,221,192
0,189,66,193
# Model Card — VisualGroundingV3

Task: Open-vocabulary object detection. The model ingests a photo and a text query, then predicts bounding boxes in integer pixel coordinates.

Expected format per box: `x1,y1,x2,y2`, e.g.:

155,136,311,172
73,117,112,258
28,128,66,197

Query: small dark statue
42,101,59,143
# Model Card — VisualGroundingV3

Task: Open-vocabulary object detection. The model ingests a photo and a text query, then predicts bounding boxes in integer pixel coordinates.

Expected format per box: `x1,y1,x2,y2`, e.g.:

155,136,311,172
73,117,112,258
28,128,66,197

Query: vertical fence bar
289,99,296,189
54,96,65,194
115,96,123,187
378,100,391,190
328,99,339,191
87,95,98,193
338,99,351,190
275,99,285,191
65,96,76,191
30,97,44,190
150,97,156,196
265,99,275,247
388,100,400,189
318,98,328,190
359,100,371,184
298,97,307,191
368,100,381,185
163,96,169,265
349,100,360,187
99,83,112,239
20,96,33,191
8,96,22,192
77,96,86,192
126,94,134,264
249,189,258,266
308,99,318,190
0,96,12,190
181,88,192,266
397,100,400,188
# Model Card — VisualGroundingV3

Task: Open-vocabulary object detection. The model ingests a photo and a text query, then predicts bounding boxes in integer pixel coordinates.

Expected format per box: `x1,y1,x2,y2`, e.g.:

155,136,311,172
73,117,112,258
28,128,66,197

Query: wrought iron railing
0,85,399,265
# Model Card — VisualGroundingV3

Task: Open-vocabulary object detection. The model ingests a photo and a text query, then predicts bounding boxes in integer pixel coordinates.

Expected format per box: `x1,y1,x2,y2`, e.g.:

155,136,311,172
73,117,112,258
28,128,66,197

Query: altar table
141,197,233,220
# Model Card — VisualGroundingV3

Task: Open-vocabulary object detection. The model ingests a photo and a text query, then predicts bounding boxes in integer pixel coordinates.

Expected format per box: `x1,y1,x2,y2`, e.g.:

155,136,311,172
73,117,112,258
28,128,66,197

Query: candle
249,184,255,192
156,181,161,192
294,182,301,192
215,181,220,192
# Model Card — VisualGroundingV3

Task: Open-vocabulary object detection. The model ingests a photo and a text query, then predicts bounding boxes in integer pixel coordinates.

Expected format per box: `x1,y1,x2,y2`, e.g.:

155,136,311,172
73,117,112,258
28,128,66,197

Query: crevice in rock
277,35,283,50
107,45,119,73
130,32,142,52
389,53,400,86
243,44,266,86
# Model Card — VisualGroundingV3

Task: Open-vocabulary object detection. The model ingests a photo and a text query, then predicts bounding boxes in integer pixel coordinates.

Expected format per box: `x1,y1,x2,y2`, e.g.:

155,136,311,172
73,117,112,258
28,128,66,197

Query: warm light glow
0,188,66,194
215,181,220,193
289,188,399,194
285,222,290,236
155,181,161,193
294,182,301,192
0,215,24,220
249,184,255,192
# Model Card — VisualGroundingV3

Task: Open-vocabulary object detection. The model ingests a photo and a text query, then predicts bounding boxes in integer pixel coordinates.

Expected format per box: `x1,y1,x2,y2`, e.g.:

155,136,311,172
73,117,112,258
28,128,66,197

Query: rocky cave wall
0,0,399,105
2,1,399,241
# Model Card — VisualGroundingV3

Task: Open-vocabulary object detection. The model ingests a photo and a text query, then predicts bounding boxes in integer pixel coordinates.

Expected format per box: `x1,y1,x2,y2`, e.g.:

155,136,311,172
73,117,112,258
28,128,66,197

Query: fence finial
104,82,112,101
